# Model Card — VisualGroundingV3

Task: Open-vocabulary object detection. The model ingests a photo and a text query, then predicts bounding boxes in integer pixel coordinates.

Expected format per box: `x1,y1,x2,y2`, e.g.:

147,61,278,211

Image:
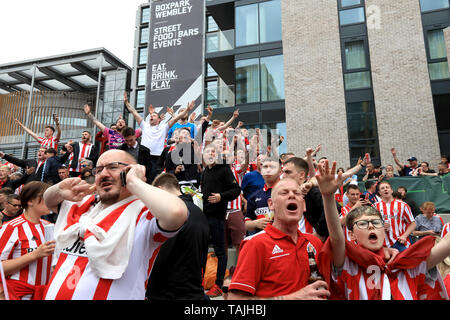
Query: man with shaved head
42,149,188,300
228,178,330,300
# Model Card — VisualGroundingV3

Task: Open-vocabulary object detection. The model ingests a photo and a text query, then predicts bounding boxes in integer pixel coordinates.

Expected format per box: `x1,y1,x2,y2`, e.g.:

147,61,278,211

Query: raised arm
342,156,365,180
83,104,106,132
217,109,239,132
125,164,188,231
123,92,144,125
167,100,195,128
53,113,62,141
391,148,404,170
14,118,40,142
315,160,346,269
304,147,316,178
43,177,97,213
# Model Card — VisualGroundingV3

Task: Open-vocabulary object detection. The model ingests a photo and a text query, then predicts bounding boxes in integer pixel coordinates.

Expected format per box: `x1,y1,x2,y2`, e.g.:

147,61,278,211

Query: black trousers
207,215,227,288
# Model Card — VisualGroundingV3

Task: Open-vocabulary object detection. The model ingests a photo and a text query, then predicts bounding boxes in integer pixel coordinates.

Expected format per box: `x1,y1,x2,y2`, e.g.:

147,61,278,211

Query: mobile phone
120,170,127,187
364,153,371,163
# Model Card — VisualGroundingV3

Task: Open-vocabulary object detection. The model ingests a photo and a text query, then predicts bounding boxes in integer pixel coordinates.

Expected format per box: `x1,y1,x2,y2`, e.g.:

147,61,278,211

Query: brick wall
365,0,441,168
281,0,350,168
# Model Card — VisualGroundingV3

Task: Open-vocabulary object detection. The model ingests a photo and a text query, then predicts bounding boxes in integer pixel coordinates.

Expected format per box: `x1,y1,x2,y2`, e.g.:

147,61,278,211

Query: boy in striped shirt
316,160,449,300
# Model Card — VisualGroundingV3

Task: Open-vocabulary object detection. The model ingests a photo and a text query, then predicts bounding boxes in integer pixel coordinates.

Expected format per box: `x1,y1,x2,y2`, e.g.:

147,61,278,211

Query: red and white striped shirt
38,136,59,150
375,199,415,248
227,161,246,211
340,203,354,242
0,215,53,298
441,223,450,238
43,198,176,300
68,142,93,173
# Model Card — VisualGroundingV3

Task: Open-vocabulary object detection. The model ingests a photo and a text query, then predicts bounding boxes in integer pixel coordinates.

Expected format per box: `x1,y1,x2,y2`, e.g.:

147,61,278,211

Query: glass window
344,71,371,89
141,7,150,24
206,63,217,77
341,0,361,7
236,58,260,104
339,7,365,25
259,0,282,43
428,29,448,60
207,16,219,32
347,113,377,140
347,101,372,114
260,55,285,101
140,27,149,44
428,62,450,80
420,0,449,12
236,4,259,47
137,68,147,87
345,41,367,70
136,90,146,109
138,47,148,65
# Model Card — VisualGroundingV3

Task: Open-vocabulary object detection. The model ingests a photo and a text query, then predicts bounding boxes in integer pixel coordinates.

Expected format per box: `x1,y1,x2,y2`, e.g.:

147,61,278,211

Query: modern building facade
132,0,449,169
0,48,131,159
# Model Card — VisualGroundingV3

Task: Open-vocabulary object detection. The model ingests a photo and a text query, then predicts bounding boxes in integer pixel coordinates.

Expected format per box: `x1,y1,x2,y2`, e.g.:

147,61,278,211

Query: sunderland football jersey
227,161,246,211
340,203,353,242
38,136,59,150
43,200,176,300
330,257,443,300
68,142,93,173
0,216,53,288
375,199,415,248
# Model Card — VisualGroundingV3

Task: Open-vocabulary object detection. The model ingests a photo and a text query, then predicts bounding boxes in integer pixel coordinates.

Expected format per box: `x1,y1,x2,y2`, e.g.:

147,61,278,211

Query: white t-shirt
139,121,169,156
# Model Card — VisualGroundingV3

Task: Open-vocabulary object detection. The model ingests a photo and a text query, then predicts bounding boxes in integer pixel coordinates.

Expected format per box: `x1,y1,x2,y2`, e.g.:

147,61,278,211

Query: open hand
316,160,345,196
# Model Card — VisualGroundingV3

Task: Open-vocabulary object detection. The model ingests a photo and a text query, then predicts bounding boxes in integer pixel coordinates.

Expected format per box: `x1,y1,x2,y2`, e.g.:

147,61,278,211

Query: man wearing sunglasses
42,149,188,300
1,194,22,224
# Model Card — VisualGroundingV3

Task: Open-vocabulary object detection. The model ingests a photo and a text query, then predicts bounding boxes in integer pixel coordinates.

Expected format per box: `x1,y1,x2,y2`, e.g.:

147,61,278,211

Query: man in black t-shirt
146,173,210,300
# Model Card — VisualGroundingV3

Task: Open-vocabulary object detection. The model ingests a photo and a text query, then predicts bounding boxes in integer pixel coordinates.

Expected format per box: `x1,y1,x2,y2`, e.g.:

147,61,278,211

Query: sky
0,0,148,67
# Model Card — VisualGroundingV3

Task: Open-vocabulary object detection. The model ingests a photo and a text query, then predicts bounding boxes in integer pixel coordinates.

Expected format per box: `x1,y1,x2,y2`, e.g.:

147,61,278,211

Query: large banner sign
146,0,204,116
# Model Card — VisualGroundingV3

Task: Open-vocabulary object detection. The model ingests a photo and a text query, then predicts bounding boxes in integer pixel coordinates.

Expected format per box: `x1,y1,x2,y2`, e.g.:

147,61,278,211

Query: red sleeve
229,238,265,296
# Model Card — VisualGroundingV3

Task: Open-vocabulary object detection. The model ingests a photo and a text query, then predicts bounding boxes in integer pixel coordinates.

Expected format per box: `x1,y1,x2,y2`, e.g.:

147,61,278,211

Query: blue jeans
392,240,407,252
207,216,227,287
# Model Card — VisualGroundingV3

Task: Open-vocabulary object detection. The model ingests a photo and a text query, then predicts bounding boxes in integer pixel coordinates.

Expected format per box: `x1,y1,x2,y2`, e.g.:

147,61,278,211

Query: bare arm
167,100,195,128
125,164,187,231
304,147,316,178
391,148,404,170
315,160,346,269
83,104,106,132
2,241,55,276
43,177,97,213
427,230,450,270
124,93,143,125
14,119,40,142
217,109,239,131
53,114,62,141
342,157,365,180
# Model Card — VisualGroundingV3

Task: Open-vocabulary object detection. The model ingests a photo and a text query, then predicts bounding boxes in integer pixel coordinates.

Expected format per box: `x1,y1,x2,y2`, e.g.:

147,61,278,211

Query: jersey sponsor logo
255,207,270,216
62,238,88,257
